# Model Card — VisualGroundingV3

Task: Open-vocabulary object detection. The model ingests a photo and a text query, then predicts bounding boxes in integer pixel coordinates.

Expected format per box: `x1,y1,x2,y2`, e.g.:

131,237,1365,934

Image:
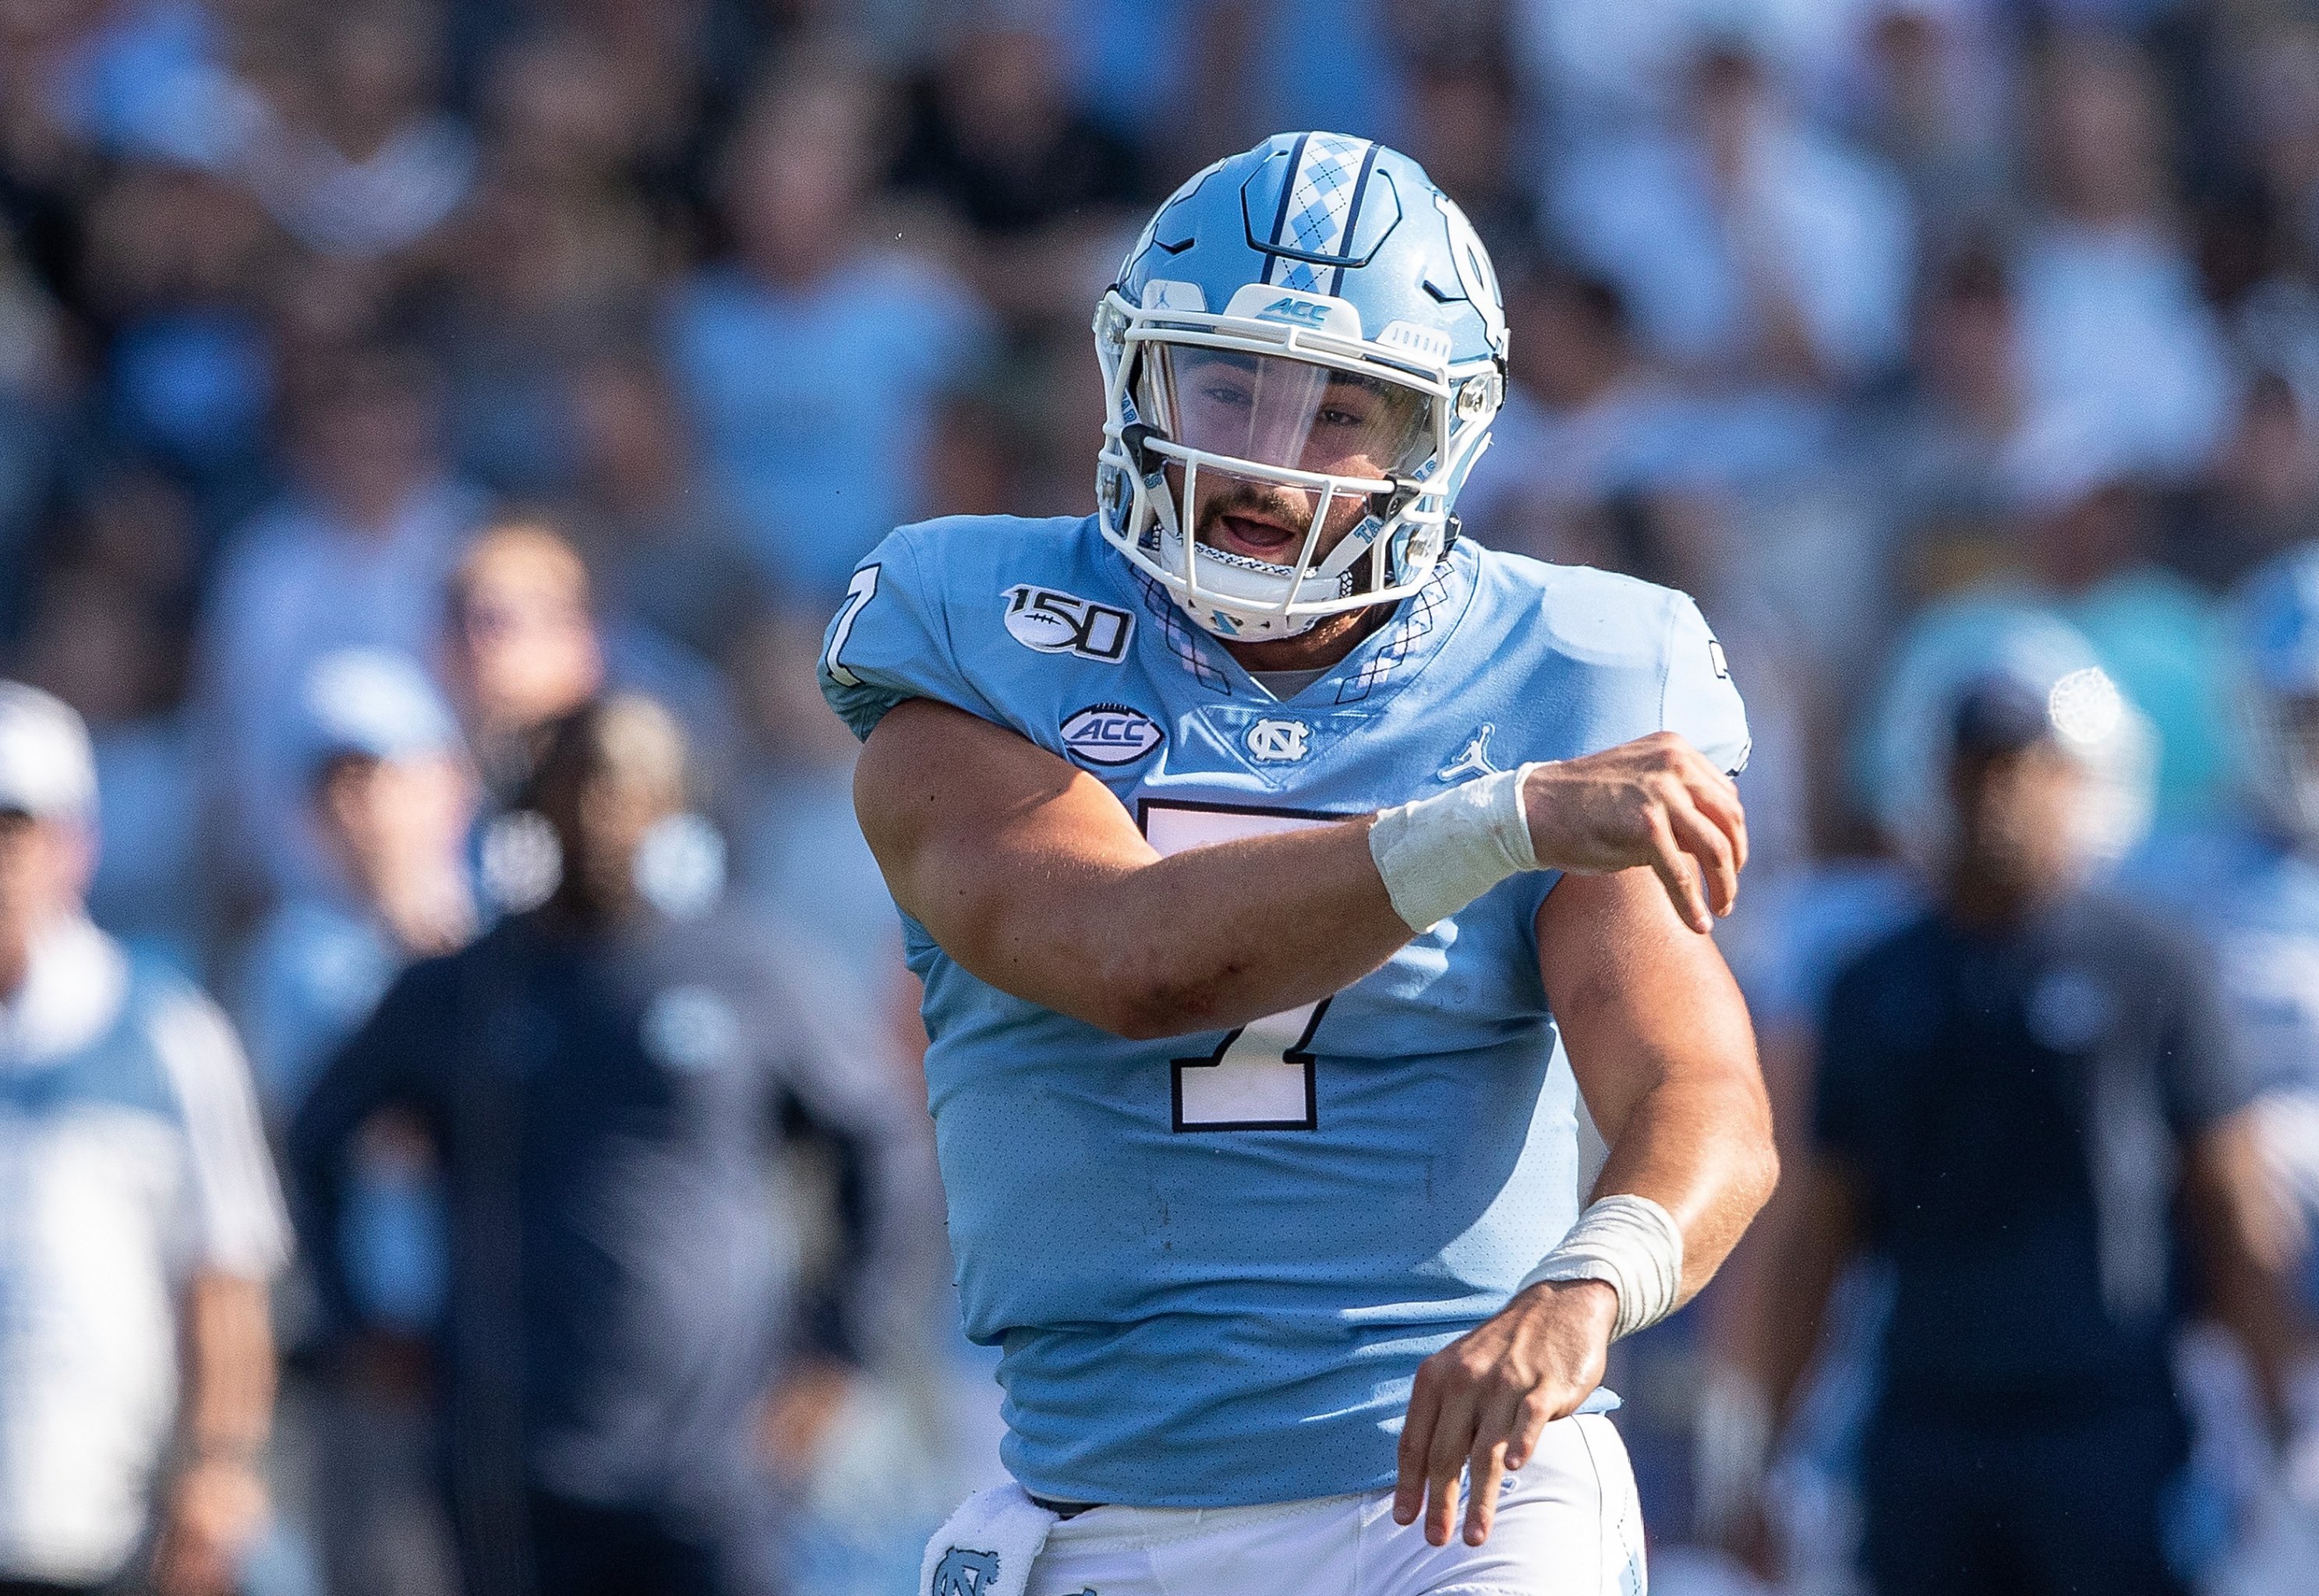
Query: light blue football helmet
2232,545,2319,846
1094,132,1508,640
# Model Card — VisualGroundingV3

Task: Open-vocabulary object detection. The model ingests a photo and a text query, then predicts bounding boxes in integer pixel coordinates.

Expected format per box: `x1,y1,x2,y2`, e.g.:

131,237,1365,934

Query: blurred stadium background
4,0,2319,1593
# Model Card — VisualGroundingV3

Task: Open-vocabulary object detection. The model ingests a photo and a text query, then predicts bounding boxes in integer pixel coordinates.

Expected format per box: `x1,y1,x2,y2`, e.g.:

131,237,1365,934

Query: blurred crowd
5,0,2319,1592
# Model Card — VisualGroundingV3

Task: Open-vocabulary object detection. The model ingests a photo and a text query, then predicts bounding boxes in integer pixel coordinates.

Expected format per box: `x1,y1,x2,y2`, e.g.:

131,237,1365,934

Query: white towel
920,1483,1062,1596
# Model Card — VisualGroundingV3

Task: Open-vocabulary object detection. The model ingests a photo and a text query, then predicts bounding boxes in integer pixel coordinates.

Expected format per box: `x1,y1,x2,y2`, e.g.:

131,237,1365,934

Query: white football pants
1023,1413,1646,1596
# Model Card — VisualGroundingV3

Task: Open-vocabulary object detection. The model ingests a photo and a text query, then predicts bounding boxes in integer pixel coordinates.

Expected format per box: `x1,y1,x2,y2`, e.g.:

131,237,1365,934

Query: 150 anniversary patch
1003,584,1134,662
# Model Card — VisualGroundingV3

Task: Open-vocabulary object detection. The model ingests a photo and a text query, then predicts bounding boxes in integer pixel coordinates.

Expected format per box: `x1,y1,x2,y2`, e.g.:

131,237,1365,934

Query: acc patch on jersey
1061,703,1165,767
1003,584,1133,662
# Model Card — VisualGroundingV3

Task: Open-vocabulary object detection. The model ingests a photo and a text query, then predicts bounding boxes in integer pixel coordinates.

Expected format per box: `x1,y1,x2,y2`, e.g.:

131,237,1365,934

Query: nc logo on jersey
1061,703,1164,767
1003,584,1133,662
931,1548,1002,1596
1245,717,1311,764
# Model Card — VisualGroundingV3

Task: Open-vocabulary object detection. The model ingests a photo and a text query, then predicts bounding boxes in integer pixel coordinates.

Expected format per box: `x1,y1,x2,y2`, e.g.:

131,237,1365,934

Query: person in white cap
237,647,477,1116
233,647,476,1596
0,681,290,1596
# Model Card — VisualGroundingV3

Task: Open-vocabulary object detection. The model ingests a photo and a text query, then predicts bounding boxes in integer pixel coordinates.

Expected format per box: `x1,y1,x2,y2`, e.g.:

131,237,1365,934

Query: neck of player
1218,602,1396,675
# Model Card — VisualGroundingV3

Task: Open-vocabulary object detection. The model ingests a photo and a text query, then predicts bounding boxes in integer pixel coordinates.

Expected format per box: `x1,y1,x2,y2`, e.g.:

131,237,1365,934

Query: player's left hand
1394,1277,1617,1547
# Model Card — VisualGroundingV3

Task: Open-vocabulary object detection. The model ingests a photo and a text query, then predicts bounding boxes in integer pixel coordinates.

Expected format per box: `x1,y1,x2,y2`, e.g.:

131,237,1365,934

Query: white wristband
1367,763,1543,932
1519,1193,1684,1343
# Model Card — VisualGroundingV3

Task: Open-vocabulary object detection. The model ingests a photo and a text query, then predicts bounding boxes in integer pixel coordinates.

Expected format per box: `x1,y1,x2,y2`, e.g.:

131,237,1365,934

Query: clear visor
1137,344,1433,482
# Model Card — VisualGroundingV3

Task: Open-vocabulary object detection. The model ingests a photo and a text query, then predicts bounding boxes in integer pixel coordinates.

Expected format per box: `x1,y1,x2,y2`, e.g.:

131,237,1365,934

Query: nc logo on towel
933,1548,1002,1596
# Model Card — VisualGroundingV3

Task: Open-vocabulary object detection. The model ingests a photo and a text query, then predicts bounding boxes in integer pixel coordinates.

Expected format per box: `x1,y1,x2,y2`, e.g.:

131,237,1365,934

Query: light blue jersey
820,513,1748,1507
2132,824,2319,1316
2134,824,2319,1099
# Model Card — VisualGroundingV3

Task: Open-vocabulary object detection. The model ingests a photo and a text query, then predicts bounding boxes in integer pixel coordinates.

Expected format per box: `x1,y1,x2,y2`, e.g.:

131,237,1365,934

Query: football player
821,134,1776,1594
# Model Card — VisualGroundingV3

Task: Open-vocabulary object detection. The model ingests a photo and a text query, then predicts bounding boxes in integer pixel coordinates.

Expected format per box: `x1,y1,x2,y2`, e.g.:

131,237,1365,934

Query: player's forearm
937,817,1412,1038
1542,870,1774,1303
858,697,1415,1036
1589,1068,1778,1302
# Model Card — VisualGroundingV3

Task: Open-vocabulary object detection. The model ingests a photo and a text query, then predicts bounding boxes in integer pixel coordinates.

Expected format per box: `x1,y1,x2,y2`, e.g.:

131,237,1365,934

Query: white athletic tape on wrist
1518,1193,1684,1343
1368,763,1544,933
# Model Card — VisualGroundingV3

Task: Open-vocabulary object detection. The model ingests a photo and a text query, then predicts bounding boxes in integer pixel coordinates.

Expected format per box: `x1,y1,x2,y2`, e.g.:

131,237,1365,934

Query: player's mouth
1208,509,1308,563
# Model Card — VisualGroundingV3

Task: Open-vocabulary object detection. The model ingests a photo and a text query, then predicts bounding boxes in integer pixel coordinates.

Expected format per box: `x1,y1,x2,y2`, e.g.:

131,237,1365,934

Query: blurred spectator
564,351,767,662
729,609,902,1012
1548,35,1914,386
288,694,928,1596
0,229,67,631
1739,649,2294,1595
666,62,996,600
2169,370,2319,591
2013,465,2232,820
1838,0,2015,238
1459,266,1690,551
237,5,476,263
441,520,606,805
1866,239,2026,601
481,26,698,201
239,649,475,1114
1513,0,1699,126
893,9,1143,235
426,162,658,498
0,683,288,1596
2013,33,2235,479
80,161,279,539
18,556,206,970
237,648,473,1596
16,0,239,166
196,341,483,899
1239,0,1408,150
1397,47,1539,277
442,514,737,826
2235,18,2319,279
2129,546,2319,1581
889,5,1145,327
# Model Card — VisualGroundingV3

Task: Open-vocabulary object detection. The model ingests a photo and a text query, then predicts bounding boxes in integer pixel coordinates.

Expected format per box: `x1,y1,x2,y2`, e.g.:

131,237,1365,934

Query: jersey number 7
1140,800,1342,1133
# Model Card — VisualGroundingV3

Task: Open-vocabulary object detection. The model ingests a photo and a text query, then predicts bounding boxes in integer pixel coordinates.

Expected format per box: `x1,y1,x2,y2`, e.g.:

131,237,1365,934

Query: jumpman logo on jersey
1437,723,1501,783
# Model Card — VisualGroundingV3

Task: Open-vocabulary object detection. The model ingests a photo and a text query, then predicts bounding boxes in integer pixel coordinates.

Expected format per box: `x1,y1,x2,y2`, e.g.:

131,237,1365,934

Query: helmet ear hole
1371,475,1422,519
1121,422,1163,476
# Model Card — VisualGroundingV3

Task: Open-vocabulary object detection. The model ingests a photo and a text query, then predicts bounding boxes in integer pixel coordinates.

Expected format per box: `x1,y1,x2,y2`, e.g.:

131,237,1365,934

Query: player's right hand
1522,733,1747,934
